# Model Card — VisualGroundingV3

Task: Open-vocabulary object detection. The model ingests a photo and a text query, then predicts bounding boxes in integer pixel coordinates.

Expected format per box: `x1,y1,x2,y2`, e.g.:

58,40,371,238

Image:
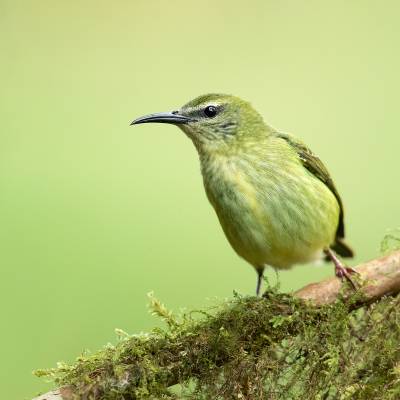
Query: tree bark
33,250,400,400
295,250,400,305
33,387,74,400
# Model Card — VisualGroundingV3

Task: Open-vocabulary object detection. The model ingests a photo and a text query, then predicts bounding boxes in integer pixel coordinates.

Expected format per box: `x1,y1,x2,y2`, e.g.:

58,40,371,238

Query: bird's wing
276,132,345,239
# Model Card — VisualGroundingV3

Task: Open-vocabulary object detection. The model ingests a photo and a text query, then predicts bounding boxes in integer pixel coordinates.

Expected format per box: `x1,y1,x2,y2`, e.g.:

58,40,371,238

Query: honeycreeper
131,94,356,295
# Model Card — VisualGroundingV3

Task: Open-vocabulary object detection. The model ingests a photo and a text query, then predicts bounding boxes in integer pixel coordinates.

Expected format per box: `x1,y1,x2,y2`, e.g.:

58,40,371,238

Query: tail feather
329,239,354,259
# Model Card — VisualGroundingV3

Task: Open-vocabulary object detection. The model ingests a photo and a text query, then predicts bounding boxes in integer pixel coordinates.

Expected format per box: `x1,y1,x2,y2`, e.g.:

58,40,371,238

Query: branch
295,250,400,305
33,251,400,400
33,389,73,400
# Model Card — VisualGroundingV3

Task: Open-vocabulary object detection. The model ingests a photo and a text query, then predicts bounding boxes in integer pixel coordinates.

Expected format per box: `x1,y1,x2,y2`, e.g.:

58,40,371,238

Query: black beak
130,111,192,126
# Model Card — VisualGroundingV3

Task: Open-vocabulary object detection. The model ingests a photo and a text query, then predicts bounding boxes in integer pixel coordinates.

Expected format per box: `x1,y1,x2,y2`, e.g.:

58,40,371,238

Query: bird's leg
256,268,265,296
324,247,358,290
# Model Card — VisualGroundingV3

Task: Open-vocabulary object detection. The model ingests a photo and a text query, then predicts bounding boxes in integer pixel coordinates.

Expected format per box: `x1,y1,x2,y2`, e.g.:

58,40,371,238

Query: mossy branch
33,251,400,400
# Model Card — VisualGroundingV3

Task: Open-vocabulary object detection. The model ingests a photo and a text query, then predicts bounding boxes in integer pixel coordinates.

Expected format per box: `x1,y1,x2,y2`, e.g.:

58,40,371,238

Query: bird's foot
335,264,359,290
325,247,359,290
255,268,266,297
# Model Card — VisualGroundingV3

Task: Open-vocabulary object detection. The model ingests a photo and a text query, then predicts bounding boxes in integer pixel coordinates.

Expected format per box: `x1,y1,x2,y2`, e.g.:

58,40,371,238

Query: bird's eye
204,105,218,118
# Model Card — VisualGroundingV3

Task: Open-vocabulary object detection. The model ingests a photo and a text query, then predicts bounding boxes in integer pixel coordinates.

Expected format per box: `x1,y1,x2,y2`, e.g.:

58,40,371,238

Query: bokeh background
2,1,400,398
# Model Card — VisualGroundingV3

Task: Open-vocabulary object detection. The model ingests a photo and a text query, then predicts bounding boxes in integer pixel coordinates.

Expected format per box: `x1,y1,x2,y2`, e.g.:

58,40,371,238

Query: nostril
172,110,179,115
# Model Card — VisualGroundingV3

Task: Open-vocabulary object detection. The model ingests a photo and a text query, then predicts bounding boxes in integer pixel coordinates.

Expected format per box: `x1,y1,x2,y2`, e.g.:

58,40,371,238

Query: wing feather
276,132,345,239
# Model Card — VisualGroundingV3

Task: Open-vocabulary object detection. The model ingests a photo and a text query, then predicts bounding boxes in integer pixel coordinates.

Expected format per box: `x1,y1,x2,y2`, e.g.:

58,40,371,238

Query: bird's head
131,94,268,154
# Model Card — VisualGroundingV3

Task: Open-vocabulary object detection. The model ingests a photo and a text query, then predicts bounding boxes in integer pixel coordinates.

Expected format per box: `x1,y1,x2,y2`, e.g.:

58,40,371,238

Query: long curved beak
130,111,192,126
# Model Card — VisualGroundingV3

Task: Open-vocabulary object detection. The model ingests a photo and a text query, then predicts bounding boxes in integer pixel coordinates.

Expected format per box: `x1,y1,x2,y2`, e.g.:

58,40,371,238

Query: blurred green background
1,1,399,398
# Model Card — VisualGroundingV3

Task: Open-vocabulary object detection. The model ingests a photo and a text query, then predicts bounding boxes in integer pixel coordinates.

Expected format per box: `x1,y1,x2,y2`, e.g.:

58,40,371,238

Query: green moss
381,228,400,254
35,288,400,399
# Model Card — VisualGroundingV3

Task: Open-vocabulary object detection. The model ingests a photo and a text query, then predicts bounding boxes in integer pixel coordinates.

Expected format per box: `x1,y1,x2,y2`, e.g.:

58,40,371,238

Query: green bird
131,94,356,295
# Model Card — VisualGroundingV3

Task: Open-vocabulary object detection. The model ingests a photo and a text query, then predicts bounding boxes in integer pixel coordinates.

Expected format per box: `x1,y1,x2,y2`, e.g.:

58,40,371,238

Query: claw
325,247,358,290
347,266,360,275
335,265,358,290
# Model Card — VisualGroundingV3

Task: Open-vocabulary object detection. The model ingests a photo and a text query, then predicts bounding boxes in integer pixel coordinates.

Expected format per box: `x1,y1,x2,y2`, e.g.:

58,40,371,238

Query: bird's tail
329,239,354,258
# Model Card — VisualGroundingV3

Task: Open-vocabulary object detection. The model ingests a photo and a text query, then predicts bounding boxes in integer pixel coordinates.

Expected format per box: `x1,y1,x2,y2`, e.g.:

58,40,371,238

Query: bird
131,94,356,295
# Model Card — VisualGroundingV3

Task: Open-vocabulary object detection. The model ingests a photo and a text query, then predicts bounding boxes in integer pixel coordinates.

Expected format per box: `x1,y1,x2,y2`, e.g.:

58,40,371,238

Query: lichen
34,284,400,399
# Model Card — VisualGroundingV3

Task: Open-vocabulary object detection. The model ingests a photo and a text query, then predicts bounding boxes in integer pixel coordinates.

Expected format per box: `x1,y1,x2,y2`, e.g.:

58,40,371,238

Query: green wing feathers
276,133,354,258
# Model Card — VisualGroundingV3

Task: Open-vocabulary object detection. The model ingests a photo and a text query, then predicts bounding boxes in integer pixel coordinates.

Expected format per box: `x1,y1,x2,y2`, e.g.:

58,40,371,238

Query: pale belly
203,160,340,270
